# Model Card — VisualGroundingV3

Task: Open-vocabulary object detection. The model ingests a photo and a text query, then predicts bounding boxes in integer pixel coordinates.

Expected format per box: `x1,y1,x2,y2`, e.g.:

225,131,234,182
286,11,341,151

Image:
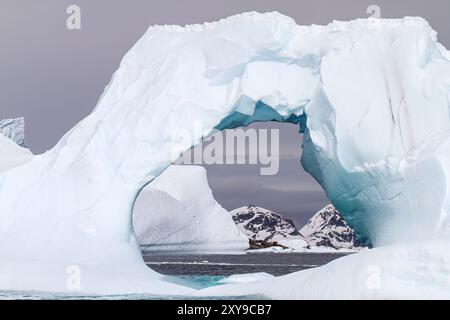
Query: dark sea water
142,252,351,277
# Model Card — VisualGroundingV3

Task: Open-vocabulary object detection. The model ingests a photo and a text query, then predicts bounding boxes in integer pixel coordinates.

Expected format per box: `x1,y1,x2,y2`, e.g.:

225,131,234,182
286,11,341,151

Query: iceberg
1,12,450,298
0,118,33,171
0,118,28,148
134,165,248,253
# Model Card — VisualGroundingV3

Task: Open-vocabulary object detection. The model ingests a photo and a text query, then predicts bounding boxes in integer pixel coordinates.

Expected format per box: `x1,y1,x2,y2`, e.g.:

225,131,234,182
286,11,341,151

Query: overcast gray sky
1,0,449,226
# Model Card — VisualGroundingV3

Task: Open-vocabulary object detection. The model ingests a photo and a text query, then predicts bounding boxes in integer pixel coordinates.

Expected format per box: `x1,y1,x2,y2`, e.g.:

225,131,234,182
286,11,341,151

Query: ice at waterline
1,11,450,298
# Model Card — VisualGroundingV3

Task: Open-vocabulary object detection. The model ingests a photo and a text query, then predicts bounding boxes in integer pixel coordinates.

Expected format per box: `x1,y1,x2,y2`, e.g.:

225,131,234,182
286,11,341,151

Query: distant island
231,205,365,252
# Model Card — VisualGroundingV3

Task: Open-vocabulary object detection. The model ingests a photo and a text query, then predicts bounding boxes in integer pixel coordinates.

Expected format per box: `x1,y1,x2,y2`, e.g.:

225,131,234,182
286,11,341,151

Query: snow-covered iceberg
134,165,248,253
0,118,33,171
0,118,28,148
1,12,450,298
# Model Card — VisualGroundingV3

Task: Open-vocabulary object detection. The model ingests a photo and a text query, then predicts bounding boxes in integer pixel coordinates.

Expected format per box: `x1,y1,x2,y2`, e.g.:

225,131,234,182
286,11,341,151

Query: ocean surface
0,252,351,299
143,252,351,276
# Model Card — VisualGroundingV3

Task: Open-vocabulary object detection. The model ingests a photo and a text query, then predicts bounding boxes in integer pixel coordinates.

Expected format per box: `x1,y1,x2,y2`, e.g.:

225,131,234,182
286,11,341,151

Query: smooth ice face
134,165,248,252
1,12,450,294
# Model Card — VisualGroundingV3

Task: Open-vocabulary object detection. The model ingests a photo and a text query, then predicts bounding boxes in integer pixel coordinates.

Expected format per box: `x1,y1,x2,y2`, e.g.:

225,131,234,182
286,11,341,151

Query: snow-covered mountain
300,204,364,250
231,204,364,251
231,205,301,242
230,205,308,250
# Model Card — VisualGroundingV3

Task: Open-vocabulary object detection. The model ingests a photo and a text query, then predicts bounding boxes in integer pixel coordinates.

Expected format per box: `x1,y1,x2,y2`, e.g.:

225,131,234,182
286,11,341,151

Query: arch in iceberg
1,12,450,295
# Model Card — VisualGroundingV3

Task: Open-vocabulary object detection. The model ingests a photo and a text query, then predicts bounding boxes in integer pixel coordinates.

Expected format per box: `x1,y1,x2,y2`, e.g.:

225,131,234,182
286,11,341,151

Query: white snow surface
218,272,275,284
1,12,450,298
134,165,248,252
0,118,33,171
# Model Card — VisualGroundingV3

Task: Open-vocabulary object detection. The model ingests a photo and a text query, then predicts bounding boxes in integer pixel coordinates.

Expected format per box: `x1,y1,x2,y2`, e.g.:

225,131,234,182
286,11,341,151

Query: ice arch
1,12,450,294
